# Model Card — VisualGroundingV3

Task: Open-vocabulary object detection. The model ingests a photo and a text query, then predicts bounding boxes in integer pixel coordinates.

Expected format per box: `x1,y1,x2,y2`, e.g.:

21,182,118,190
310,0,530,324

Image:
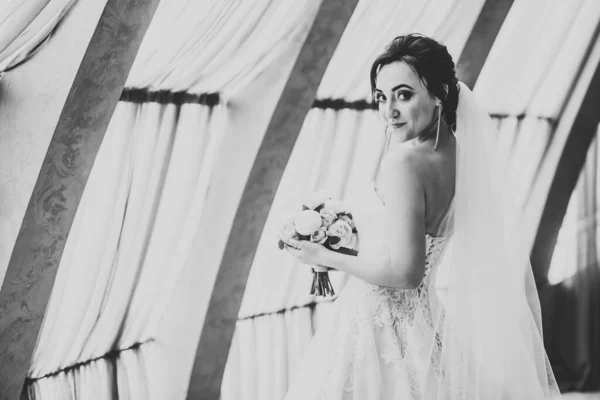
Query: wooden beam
185,1,359,398
0,1,160,398
456,0,514,89
530,42,600,286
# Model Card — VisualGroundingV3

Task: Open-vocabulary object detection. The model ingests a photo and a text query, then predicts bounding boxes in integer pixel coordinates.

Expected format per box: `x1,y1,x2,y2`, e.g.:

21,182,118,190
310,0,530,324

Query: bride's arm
327,151,425,288
287,151,426,289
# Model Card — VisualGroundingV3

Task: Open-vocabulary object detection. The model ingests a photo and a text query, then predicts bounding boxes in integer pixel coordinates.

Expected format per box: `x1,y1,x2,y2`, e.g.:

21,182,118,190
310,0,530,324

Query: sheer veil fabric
285,82,561,399
413,82,561,398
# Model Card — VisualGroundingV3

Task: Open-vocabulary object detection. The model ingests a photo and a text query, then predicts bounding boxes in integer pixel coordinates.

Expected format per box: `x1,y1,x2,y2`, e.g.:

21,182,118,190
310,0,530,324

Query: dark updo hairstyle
370,34,459,130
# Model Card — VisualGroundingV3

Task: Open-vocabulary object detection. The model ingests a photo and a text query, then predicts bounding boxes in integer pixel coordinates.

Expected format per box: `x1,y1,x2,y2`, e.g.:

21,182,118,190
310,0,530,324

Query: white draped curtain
24,0,321,398
0,0,76,72
26,99,228,399
549,132,600,285
474,0,600,255
542,127,600,390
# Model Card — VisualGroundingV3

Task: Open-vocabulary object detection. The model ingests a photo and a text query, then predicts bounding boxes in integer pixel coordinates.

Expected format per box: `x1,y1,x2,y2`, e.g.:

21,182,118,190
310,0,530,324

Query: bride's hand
284,240,328,266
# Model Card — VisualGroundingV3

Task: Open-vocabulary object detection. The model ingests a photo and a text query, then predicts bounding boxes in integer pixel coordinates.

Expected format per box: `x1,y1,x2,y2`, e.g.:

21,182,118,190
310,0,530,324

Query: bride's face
374,61,438,141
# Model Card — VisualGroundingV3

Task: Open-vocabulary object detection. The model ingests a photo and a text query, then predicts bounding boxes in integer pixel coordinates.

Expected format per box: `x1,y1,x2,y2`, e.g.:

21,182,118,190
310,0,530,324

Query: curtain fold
26,100,226,397
316,0,484,101
126,0,319,95
222,308,315,400
0,0,76,72
474,0,600,254
27,344,157,399
541,129,600,391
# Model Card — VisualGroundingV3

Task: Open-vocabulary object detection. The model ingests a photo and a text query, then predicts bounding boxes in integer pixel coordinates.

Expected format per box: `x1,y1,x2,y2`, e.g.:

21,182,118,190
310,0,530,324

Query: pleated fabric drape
125,0,320,96
24,0,321,398
26,101,228,399
474,0,600,254
0,0,76,72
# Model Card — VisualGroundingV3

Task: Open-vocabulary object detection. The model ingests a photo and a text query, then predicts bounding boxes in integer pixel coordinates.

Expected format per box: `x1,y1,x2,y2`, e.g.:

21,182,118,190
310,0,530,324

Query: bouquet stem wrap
310,265,334,296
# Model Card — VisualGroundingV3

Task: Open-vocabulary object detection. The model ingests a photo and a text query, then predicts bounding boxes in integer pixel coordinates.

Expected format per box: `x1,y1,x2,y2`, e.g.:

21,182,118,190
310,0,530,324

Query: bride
283,34,561,399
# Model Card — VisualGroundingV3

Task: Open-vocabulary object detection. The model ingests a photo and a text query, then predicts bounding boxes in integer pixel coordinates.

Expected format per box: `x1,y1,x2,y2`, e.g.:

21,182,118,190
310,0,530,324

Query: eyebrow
375,84,415,92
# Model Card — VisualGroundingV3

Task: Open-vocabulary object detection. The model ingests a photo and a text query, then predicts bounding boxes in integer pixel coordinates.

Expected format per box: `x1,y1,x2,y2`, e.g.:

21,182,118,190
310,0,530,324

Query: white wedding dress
285,180,452,399
285,83,561,399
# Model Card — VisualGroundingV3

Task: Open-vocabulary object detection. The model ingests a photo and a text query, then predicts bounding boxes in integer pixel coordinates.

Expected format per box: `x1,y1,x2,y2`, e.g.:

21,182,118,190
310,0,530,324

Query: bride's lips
391,122,406,128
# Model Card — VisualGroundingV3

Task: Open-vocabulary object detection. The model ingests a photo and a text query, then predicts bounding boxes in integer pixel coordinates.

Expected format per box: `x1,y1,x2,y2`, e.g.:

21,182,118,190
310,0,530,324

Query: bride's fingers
285,244,301,255
286,239,302,250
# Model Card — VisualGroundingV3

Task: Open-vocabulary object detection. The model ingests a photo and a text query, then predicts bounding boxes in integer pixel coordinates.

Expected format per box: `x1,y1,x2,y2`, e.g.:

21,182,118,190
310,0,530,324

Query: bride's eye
397,91,412,101
375,93,386,103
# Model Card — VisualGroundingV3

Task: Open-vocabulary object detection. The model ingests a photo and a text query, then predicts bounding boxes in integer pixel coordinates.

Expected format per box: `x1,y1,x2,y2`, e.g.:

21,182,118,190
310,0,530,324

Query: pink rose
319,209,337,227
338,214,356,229
327,219,353,249
310,228,328,244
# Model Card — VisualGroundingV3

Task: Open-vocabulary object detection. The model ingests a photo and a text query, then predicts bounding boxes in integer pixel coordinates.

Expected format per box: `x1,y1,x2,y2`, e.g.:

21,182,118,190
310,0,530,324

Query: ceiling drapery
125,0,320,97
0,0,76,72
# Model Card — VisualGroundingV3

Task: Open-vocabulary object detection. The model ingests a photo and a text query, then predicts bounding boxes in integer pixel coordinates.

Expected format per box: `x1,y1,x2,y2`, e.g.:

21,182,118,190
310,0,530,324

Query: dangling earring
434,101,442,150
384,125,391,152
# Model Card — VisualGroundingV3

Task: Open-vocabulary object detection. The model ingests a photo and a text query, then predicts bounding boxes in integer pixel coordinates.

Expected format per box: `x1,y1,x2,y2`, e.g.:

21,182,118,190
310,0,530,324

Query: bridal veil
410,81,561,399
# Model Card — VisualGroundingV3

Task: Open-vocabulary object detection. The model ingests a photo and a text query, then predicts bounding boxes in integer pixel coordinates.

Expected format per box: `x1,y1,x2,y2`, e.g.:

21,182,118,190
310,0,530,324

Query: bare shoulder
381,148,427,182
379,149,428,205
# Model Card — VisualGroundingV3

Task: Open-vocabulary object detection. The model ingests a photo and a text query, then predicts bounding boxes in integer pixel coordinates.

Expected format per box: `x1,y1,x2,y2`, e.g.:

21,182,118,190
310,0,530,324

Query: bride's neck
388,118,451,150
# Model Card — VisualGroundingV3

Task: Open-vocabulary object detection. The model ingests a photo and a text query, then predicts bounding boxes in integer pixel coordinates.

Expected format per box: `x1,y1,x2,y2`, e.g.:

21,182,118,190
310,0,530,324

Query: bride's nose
385,101,400,120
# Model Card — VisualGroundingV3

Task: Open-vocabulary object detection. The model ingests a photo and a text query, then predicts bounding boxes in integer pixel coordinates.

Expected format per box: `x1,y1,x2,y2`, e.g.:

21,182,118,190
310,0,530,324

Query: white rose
294,210,322,236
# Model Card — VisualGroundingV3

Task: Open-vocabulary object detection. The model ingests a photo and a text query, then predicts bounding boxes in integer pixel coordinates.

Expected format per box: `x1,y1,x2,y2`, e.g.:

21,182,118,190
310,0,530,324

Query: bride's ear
442,84,449,99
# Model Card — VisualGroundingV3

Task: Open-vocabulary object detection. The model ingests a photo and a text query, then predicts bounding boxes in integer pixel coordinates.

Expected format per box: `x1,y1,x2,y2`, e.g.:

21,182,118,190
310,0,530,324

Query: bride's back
421,133,456,236
383,131,456,237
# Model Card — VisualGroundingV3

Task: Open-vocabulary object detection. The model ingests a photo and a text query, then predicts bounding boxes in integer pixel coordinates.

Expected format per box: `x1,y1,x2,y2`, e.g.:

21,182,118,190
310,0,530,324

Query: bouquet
278,191,358,296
